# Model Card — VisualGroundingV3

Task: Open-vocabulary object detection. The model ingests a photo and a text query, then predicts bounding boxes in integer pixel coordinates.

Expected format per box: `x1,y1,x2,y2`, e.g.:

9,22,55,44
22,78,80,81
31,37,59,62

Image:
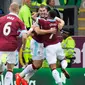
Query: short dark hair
36,4,46,12
45,6,51,11
49,10,57,19
36,4,51,13
61,28,71,35
46,0,51,5
36,4,47,12
39,4,46,8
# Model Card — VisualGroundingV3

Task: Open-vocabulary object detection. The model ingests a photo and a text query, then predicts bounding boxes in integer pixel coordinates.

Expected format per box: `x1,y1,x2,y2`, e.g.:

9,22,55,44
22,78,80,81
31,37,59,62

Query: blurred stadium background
0,0,85,35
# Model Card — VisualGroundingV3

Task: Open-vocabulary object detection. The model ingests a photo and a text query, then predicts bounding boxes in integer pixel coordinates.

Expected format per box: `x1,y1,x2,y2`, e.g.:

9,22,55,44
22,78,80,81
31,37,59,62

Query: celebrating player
15,6,69,85
0,2,27,85
15,5,56,85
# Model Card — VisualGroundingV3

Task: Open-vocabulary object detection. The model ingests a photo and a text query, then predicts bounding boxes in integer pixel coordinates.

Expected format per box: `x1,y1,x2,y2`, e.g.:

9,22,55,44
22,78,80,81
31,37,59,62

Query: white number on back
3,22,12,36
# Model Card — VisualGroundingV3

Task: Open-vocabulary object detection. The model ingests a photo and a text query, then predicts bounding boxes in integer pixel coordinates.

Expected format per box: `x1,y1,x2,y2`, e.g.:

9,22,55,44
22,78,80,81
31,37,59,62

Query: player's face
38,7,48,18
49,0,55,7
61,32,68,39
44,8,48,19
25,0,31,6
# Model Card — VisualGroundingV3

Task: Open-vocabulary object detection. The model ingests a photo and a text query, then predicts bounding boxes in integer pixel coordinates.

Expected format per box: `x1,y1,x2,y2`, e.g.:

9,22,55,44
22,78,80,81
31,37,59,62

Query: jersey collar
9,12,18,17
47,19,56,22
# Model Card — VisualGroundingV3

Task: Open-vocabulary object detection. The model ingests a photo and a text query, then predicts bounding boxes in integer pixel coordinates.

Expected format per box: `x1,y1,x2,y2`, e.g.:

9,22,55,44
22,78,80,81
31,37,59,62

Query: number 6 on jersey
3,22,12,36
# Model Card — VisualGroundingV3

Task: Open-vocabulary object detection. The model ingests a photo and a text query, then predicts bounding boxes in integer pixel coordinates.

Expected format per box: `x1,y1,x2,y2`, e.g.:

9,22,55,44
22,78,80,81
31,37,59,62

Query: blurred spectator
31,0,47,6
0,2,27,85
19,0,32,30
60,0,82,35
18,0,32,67
46,0,61,18
23,36,32,65
19,36,32,68
61,28,76,67
0,9,4,17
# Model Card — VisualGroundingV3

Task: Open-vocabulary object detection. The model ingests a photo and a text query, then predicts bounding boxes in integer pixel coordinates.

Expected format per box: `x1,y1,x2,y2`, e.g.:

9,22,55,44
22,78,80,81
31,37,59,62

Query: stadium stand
78,8,85,35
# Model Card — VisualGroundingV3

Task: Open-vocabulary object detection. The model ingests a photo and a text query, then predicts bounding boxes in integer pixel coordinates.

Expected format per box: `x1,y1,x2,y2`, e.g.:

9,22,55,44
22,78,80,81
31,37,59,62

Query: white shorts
30,39,44,60
45,42,65,64
0,50,18,65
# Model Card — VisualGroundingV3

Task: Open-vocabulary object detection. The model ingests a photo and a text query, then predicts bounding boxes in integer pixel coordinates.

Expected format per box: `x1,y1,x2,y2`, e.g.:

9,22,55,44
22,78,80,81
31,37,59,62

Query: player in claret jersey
34,10,70,85
15,5,56,85
0,2,27,85
15,7,69,85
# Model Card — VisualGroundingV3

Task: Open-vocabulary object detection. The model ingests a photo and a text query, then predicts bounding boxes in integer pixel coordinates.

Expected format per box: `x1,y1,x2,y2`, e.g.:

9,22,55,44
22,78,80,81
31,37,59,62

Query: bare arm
55,17,65,30
27,28,34,36
33,26,56,35
32,12,38,21
27,21,56,36
22,33,28,50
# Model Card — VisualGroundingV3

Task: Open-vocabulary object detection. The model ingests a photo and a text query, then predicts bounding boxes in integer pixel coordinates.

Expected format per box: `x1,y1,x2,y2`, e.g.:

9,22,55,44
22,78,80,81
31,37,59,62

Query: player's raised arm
32,12,39,21
55,17,65,30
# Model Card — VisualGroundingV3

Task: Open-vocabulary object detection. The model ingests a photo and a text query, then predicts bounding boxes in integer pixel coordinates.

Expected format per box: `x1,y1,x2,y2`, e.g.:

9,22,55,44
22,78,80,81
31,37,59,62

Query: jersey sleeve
36,18,45,25
18,20,28,37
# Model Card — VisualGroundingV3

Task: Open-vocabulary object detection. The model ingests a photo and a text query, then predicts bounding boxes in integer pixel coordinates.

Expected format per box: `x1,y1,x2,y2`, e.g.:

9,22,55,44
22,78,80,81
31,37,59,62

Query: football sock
58,82,63,85
4,71,13,85
20,64,36,78
52,69,62,84
24,70,36,82
61,60,67,69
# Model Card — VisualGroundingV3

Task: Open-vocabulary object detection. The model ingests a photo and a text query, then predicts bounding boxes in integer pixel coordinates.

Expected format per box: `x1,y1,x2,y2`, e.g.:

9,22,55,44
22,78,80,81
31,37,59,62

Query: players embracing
15,4,70,85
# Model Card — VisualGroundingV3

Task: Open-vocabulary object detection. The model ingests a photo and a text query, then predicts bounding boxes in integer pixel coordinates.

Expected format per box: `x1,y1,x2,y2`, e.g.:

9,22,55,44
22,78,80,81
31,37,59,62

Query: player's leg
15,60,43,85
50,64,62,85
0,52,7,85
0,62,5,75
24,60,43,78
45,44,62,85
60,59,70,79
4,51,18,85
22,38,44,81
4,63,15,85
0,60,4,75
23,36,32,67
57,42,70,79
0,52,7,75
15,39,44,85
16,62,37,85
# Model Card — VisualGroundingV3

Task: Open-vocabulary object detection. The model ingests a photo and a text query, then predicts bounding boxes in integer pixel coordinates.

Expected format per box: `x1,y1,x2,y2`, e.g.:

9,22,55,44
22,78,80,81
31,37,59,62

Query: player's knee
49,64,56,70
7,66,13,72
32,63,42,69
33,61,42,69
61,60,68,69
35,64,42,69
6,63,15,72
